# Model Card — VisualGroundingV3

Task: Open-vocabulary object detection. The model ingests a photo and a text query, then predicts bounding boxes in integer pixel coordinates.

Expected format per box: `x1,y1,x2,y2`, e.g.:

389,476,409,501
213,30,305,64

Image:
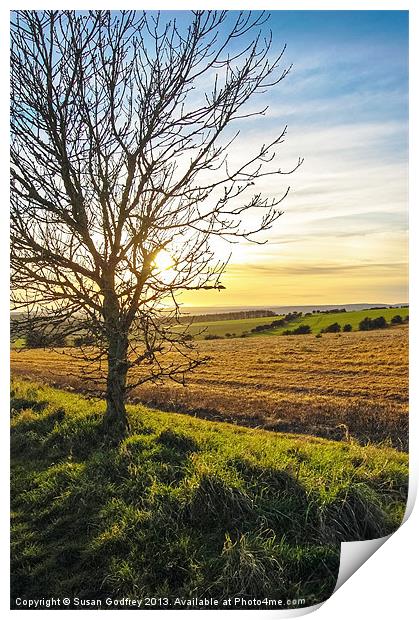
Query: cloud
227,261,407,278
180,13,408,306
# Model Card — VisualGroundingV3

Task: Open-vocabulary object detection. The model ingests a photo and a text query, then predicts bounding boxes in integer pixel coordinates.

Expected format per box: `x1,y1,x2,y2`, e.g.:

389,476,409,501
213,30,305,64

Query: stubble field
10,325,408,449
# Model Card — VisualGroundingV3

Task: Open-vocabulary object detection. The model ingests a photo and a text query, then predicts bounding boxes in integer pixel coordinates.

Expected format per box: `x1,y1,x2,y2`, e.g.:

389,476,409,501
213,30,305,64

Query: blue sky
178,10,408,306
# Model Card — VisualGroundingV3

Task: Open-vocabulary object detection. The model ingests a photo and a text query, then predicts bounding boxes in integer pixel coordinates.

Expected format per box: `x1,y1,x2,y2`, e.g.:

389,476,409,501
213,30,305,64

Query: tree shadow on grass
11,398,382,610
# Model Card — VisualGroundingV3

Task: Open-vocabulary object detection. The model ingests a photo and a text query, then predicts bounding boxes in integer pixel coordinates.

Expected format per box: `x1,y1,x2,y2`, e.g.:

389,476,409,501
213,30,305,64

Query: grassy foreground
11,380,408,609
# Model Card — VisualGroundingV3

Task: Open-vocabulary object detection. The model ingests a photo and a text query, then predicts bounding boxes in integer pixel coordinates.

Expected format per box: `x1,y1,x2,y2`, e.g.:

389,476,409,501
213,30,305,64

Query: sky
178,10,409,308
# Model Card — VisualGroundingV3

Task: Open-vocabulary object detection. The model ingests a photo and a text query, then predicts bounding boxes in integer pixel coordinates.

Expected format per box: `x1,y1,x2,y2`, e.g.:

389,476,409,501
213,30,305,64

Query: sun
153,249,174,271
153,249,177,283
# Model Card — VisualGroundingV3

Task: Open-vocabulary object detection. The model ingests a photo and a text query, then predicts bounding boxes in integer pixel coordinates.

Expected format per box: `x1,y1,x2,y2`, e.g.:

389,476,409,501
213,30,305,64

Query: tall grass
11,380,408,609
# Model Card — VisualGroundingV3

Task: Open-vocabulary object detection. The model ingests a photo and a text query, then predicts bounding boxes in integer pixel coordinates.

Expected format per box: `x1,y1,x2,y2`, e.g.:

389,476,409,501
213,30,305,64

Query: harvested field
10,326,408,449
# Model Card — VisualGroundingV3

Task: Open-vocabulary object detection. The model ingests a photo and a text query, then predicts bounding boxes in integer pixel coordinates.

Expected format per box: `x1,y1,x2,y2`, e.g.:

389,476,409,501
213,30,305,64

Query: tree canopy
10,10,301,434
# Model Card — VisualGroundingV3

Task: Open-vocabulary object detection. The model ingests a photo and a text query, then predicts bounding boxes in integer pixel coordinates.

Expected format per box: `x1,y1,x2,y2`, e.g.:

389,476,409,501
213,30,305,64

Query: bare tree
10,10,301,436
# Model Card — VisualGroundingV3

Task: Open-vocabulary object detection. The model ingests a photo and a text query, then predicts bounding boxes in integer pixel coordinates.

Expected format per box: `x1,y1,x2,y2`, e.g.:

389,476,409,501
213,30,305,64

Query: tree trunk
103,329,130,437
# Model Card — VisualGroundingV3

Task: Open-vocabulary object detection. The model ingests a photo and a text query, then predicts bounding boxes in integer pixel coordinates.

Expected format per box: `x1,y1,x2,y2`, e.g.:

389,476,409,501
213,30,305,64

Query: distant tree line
249,311,302,334
311,308,347,314
180,310,278,324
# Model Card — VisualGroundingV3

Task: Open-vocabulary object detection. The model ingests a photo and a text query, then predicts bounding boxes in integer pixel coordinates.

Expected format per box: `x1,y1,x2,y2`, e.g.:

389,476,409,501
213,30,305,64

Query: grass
11,379,408,609
251,308,408,338
11,327,409,450
176,315,287,339
172,307,409,340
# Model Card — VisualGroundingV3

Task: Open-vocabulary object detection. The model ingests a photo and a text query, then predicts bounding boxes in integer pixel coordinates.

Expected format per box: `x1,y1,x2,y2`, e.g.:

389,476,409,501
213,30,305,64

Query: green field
11,379,408,609
178,315,283,338
187,307,409,339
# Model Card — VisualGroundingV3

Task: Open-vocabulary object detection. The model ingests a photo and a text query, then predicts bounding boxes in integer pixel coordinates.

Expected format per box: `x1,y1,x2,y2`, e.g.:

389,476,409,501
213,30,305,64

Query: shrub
74,334,95,347
251,324,272,333
293,324,312,335
53,334,67,347
372,316,387,329
270,319,286,328
359,317,372,331
359,316,387,331
391,315,403,325
283,324,311,336
323,322,341,333
25,331,66,348
25,330,47,349
204,334,224,340
343,324,353,332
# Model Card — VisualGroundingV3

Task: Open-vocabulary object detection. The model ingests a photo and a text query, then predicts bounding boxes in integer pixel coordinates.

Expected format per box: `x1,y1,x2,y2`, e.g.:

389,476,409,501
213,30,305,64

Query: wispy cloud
180,11,408,306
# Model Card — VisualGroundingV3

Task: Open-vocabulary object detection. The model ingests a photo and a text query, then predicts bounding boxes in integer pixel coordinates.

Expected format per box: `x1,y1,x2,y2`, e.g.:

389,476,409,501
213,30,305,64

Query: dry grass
10,326,408,449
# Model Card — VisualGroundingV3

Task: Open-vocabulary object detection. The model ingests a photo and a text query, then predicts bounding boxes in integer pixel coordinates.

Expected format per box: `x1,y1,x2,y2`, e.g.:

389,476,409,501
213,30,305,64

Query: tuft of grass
10,379,408,609
213,529,285,598
184,472,254,528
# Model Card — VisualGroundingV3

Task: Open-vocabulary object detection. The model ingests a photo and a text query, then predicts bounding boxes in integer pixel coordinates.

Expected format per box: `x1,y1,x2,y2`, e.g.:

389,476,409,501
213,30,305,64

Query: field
11,379,408,609
11,326,408,449
186,307,409,339
11,308,408,348
177,315,285,338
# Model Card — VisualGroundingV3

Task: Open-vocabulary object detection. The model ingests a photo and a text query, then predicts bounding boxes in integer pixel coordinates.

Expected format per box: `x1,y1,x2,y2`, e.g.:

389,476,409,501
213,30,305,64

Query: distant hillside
178,303,408,316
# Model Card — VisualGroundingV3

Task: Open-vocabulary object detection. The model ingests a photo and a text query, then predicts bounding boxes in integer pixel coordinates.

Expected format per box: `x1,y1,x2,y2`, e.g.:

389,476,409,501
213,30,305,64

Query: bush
53,334,67,347
391,315,403,325
25,330,47,348
293,324,311,334
323,322,341,333
283,324,311,336
359,317,372,331
74,334,95,347
343,324,353,332
204,334,224,340
26,331,66,348
372,316,387,329
251,324,272,333
359,316,388,331
270,319,285,328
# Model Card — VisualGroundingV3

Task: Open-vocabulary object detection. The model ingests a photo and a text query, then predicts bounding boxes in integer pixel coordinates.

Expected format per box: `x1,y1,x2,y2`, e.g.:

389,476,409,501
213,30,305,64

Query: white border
1,2,417,618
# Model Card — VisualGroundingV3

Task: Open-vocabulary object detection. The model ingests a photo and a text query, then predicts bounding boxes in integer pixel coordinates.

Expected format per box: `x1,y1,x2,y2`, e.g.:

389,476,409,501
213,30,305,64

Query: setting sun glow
153,249,177,284
153,249,173,272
